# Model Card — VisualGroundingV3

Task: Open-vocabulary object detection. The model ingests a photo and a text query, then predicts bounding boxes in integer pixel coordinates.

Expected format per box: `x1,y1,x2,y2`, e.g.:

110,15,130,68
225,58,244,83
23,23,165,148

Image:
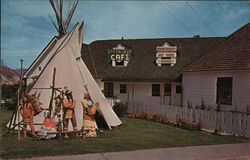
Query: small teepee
11,0,122,130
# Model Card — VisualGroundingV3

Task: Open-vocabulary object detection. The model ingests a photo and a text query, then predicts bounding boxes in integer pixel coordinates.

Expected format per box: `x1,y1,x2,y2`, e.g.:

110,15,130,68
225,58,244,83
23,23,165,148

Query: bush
1,84,19,99
1,84,18,110
113,102,127,117
181,121,201,131
6,100,16,110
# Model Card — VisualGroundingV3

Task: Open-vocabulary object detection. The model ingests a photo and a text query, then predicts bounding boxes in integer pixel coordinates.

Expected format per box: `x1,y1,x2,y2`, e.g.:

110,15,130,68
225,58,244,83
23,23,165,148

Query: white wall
95,80,182,106
171,83,182,106
114,82,161,104
183,70,250,111
95,79,104,91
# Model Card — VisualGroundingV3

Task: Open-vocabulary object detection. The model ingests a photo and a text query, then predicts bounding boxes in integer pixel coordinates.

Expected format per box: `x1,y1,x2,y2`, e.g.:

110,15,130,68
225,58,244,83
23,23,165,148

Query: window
176,85,182,94
216,77,232,105
104,82,113,97
115,61,124,66
164,84,171,96
120,84,127,94
161,64,171,66
152,84,160,96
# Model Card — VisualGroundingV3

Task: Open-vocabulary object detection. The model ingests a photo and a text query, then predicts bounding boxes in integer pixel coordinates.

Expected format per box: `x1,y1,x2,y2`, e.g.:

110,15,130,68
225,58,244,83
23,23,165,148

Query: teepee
11,0,122,131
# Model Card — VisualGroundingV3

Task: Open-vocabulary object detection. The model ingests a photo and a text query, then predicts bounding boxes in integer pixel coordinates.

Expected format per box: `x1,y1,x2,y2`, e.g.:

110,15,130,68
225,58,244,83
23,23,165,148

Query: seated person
37,111,57,140
43,112,56,128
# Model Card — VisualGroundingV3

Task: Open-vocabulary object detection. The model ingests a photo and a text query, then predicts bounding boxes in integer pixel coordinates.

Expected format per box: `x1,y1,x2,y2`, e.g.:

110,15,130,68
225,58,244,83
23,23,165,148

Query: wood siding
183,70,250,111
96,81,182,106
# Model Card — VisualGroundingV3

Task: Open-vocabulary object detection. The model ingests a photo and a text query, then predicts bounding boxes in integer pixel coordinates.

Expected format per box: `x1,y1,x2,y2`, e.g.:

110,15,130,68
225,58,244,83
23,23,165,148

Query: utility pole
20,59,23,88
17,59,23,141
0,58,3,102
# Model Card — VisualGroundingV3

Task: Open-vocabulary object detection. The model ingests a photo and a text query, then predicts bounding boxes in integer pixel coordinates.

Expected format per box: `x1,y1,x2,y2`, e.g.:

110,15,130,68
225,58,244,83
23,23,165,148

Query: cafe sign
108,49,132,63
108,44,132,66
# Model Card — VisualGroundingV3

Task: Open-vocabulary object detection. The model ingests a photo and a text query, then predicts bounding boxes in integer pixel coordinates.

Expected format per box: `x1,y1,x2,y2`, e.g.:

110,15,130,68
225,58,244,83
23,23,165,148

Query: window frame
176,84,182,94
104,82,114,97
164,83,171,96
152,84,160,97
120,84,127,94
216,77,233,105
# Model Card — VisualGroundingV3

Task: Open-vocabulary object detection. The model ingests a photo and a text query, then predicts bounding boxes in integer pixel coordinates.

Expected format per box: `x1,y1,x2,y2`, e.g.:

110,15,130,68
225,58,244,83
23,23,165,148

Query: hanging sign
156,52,176,58
155,41,177,66
156,58,176,64
156,46,177,52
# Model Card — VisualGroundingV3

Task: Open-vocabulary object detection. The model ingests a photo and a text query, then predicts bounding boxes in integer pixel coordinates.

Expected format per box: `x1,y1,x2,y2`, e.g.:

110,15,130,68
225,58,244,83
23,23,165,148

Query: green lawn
0,107,248,159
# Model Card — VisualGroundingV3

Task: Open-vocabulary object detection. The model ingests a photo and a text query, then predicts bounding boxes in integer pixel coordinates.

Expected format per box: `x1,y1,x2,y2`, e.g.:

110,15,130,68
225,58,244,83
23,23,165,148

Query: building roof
82,36,225,82
184,23,250,72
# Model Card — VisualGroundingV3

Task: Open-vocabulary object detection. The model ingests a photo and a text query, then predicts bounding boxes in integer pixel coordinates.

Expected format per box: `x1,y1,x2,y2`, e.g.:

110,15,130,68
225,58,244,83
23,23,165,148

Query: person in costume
37,111,57,140
82,92,99,138
19,95,36,137
62,90,77,138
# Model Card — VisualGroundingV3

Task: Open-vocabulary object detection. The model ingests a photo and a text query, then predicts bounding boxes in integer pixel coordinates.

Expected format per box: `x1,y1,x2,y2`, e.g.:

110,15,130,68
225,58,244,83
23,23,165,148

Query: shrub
6,101,16,110
181,120,201,131
113,102,128,117
1,84,19,99
151,114,162,123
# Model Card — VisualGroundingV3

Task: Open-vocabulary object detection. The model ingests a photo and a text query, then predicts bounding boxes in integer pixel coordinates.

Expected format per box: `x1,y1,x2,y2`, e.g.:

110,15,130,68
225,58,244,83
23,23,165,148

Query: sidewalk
5,143,250,160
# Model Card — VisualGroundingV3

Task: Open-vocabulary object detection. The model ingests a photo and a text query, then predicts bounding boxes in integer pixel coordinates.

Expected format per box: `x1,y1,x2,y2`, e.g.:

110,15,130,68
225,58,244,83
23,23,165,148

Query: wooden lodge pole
17,59,24,141
17,89,21,141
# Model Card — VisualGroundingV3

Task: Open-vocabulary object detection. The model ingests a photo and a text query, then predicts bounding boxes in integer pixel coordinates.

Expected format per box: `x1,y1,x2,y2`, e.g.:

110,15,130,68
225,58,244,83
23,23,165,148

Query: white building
24,22,249,112
183,23,250,112
82,37,225,108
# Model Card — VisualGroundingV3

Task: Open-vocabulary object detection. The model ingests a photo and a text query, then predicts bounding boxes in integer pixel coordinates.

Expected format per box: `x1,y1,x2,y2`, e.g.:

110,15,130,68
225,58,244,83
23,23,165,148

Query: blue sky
1,0,249,69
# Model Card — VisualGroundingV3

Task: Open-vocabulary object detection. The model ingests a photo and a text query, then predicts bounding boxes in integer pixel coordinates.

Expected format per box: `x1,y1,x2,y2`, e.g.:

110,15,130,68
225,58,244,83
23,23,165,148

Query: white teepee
10,0,122,131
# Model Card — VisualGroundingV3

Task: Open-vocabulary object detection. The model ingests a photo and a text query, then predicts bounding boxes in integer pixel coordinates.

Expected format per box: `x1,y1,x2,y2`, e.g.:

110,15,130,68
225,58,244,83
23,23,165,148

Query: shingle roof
184,23,250,72
82,37,225,82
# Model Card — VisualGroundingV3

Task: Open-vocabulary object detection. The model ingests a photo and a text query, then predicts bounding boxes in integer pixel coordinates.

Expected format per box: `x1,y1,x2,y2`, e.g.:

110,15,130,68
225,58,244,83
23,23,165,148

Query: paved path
4,143,250,160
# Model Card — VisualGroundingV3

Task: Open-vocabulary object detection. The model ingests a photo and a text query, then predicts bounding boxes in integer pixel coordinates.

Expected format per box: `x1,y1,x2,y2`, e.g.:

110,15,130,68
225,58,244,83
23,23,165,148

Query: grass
0,107,248,159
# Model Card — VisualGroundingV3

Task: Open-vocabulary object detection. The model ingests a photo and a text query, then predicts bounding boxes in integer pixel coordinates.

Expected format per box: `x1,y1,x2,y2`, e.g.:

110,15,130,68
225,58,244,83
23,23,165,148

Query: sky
1,0,249,69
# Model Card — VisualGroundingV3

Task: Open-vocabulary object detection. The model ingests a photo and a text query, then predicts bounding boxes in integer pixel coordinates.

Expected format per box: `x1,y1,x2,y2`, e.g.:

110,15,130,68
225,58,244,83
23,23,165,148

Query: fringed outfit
62,98,77,136
82,99,98,137
20,102,36,137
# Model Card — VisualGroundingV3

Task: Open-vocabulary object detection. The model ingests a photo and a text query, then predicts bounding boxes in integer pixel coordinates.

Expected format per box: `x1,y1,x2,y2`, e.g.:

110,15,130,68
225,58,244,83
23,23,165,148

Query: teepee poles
4,59,24,140
17,89,21,140
49,0,78,36
48,67,56,116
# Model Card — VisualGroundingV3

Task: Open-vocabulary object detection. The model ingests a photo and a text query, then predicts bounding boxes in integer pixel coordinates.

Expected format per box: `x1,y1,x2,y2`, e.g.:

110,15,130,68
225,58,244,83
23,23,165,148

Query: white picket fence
127,101,250,137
